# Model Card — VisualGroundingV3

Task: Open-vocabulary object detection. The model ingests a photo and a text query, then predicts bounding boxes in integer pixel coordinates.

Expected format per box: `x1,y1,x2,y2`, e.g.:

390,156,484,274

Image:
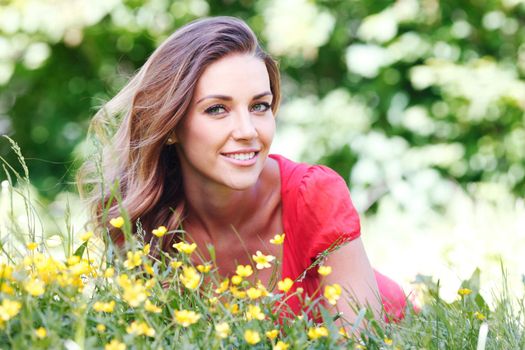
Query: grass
0,137,524,349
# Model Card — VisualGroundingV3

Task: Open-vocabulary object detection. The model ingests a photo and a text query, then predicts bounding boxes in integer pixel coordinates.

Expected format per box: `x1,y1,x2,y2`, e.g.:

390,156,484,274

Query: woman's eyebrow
196,91,272,105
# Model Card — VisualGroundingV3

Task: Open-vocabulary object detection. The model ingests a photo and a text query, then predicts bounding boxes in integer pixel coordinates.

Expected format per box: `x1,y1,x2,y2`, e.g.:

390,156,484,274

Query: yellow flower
215,279,229,294
26,242,38,251
458,288,472,296
384,337,393,345
35,327,47,339
474,311,486,320
244,329,261,345
123,251,143,270
231,275,243,285
318,265,332,276
143,263,154,275
236,265,254,277
354,345,366,350
265,329,279,340
227,303,239,314
308,326,329,340
96,324,106,333
152,226,168,238
104,267,115,278
120,280,147,307
170,260,183,269
79,231,93,242
245,304,265,321
172,242,197,254
215,322,231,339
174,310,201,327
197,264,212,273
126,321,155,337
25,278,45,296
142,244,150,255
252,250,275,269
105,339,126,350
247,287,263,300
274,341,289,350
277,278,294,293
339,327,349,338
324,283,342,305
0,299,22,321
256,281,269,297
180,266,201,290
230,286,247,299
144,299,162,313
270,233,285,245
93,301,116,313
110,216,125,228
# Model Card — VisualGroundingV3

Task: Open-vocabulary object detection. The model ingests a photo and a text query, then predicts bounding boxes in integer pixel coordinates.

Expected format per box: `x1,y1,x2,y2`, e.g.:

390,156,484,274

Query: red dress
270,154,406,321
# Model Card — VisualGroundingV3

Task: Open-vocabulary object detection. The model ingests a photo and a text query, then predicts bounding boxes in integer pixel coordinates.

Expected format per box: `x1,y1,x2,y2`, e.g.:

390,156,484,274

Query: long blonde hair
78,17,281,250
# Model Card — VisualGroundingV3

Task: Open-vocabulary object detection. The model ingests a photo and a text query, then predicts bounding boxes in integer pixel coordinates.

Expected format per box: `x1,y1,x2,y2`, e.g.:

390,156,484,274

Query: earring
166,137,173,145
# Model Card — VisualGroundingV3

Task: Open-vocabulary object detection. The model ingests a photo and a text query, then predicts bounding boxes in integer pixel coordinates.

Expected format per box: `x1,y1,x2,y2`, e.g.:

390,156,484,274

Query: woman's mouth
223,152,256,161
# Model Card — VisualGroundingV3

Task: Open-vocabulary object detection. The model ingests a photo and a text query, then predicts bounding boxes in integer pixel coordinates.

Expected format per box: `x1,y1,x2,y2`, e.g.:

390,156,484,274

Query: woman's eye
251,102,271,113
205,105,226,115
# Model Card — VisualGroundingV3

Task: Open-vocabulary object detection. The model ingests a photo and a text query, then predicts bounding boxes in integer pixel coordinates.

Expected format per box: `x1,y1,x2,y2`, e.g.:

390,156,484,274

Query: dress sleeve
296,165,361,264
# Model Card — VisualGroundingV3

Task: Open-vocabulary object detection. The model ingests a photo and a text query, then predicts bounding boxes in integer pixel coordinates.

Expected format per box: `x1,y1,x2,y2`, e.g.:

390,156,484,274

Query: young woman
80,16,406,323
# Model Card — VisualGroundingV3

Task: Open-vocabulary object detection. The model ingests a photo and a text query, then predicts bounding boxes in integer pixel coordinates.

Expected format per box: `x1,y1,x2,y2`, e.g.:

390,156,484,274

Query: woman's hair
78,16,281,250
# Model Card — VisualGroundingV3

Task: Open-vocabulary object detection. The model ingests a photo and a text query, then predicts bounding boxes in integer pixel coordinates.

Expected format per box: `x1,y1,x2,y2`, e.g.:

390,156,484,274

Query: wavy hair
78,16,281,251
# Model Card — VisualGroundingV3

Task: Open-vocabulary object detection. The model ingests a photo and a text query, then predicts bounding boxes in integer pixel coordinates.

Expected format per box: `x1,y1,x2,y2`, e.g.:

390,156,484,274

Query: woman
79,16,406,323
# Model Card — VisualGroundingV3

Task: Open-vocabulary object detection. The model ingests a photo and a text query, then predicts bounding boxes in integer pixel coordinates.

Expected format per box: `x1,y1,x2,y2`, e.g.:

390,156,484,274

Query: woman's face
174,53,275,192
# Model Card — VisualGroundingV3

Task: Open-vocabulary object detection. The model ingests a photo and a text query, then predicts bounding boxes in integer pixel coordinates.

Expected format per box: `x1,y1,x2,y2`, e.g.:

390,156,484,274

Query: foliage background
0,0,524,301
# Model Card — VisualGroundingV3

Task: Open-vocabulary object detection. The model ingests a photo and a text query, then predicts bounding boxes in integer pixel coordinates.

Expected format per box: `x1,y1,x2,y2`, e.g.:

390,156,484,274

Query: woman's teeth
224,152,256,161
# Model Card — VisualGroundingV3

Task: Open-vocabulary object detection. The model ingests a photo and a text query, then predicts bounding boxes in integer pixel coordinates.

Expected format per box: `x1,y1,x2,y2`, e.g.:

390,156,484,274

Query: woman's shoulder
269,154,347,193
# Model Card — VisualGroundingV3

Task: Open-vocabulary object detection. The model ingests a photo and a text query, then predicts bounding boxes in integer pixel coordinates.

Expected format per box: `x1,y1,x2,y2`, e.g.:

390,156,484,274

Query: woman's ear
166,132,178,145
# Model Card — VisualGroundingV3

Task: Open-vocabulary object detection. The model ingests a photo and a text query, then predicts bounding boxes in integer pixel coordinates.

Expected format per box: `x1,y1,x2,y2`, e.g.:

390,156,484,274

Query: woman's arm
321,237,382,326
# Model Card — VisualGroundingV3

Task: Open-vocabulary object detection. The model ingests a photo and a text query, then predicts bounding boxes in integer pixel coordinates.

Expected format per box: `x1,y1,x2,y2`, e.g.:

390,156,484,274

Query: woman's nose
231,110,257,140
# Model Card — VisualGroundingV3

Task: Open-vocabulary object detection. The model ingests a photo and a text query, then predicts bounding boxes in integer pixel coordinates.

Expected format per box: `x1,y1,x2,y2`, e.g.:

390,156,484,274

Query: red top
270,154,406,320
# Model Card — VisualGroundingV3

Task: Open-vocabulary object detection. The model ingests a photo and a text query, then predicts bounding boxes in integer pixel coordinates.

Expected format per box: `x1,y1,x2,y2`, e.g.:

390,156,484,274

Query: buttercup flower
339,327,349,338
308,326,329,340
173,242,197,255
197,264,212,273
265,329,279,340
324,283,342,305
152,225,168,237
170,260,183,269
35,327,47,339
25,278,45,296
252,251,275,269
144,299,162,313
458,288,472,296
277,278,294,293
123,251,143,270
231,275,243,285
215,279,229,293
236,265,254,277
105,339,126,350
247,287,263,300
270,233,285,245
215,322,231,339
384,337,393,345
79,231,93,241
244,329,261,345
474,311,486,320
93,300,116,313
104,267,115,278
318,265,332,276
109,216,125,228
174,310,201,327
274,341,289,350
126,321,155,337
26,242,38,251
0,299,22,321
96,324,106,333
245,304,265,321
179,266,201,290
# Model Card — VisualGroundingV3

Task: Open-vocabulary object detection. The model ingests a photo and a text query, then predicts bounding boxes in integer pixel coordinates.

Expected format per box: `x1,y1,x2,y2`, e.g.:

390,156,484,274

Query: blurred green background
0,0,524,299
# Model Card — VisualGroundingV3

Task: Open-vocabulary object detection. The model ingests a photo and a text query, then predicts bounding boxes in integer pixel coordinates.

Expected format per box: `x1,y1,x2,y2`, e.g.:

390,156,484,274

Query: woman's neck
182,178,263,240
